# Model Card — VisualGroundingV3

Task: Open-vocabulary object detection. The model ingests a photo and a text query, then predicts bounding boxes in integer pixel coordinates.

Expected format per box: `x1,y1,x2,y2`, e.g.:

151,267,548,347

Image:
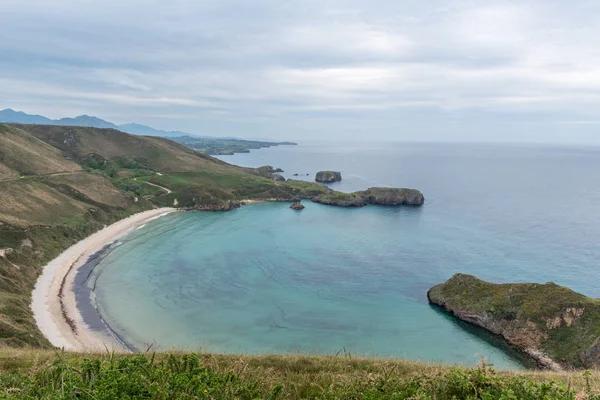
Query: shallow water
89,142,600,368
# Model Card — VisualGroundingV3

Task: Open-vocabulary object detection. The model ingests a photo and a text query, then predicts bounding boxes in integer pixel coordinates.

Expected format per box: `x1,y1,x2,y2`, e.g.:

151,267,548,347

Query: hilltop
428,274,600,370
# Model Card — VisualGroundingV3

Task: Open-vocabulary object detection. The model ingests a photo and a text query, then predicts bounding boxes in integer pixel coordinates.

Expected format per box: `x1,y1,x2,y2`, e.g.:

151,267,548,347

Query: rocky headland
315,171,342,183
312,187,425,207
428,273,600,370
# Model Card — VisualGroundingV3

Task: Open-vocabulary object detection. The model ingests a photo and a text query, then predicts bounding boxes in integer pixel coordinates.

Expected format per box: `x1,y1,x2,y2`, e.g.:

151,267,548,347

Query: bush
0,354,598,399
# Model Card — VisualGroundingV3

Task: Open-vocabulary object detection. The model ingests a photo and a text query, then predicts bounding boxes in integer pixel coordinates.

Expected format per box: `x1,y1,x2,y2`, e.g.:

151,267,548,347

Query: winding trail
133,176,172,194
0,170,85,183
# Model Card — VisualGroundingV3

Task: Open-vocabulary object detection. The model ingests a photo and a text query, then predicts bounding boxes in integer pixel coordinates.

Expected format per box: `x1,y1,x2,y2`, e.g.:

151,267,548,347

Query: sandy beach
31,208,178,352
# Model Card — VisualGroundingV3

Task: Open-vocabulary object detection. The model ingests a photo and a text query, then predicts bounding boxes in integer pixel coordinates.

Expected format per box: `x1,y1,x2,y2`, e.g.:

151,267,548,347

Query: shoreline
31,208,178,352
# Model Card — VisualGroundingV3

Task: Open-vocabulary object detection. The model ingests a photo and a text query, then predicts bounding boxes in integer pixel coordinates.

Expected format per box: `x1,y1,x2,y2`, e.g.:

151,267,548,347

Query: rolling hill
0,123,330,348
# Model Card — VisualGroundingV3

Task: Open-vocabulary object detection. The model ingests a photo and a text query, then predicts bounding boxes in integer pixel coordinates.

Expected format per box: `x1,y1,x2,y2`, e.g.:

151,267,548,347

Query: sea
84,142,600,369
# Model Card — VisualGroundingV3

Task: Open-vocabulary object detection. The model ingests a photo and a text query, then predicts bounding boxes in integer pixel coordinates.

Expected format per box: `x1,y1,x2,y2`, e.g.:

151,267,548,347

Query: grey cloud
1,0,600,142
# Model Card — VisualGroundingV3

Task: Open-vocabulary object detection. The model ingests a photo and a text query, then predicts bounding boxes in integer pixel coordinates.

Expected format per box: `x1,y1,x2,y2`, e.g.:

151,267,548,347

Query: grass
428,274,600,368
4,123,596,396
0,123,358,348
0,350,599,399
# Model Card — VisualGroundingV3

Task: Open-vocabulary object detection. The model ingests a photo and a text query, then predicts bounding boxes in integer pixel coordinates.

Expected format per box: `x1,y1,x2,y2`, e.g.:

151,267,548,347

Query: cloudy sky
2,0,600,142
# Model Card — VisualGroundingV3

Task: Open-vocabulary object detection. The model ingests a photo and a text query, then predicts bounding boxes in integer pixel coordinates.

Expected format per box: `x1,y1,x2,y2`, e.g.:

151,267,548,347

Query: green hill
428,274,600,370
0,123,330,348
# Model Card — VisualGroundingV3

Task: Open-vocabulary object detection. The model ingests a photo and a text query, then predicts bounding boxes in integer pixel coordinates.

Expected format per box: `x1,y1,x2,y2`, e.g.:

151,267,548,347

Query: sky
1,0,600,143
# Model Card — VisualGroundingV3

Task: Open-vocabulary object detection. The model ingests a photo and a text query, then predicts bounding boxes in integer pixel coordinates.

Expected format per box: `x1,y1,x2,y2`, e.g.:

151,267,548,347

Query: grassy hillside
0,125,81,178
0,350,598,399
0,123,334,348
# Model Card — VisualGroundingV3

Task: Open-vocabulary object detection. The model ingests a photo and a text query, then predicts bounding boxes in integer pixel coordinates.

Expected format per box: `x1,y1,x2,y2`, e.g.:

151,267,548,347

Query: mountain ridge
0,108,200,138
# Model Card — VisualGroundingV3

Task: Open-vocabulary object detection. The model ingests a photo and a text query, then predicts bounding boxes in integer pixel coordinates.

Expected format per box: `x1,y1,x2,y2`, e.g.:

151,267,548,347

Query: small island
290,201,305,210
312,187,424,207
315,171,342,183
428,273,600,370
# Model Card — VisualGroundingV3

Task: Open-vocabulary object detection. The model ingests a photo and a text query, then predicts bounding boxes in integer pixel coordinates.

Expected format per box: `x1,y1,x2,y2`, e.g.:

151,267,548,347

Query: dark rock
290,201,305,210
293,173,299,176
312,191,367,207
315,171,342,183
184,200,241,211
272,174,286,182
357,187,424,206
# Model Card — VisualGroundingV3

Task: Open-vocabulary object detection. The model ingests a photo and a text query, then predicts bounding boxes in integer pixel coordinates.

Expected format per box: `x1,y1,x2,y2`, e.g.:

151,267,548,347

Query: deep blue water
89,142,600,368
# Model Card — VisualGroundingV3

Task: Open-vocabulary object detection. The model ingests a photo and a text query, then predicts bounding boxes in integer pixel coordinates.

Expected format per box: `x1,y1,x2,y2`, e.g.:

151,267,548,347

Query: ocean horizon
80,141,600,369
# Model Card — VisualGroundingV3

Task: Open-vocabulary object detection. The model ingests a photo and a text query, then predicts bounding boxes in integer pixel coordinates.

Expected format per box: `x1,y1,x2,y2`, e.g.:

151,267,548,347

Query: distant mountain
118,123,190,137
57,115,118,129
0,108,54,125
0,108,197,138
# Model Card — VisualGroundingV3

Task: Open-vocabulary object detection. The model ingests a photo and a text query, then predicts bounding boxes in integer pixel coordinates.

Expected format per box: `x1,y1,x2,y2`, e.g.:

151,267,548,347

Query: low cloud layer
2,0,600,142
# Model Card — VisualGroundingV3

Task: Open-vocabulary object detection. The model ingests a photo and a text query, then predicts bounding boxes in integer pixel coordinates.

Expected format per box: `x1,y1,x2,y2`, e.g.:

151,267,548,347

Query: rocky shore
312,187,425,207
315,171,342,183
428,274,600,370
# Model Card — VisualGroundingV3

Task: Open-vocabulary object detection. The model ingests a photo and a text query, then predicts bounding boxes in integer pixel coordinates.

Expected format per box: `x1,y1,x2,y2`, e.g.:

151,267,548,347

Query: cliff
312,187,424,207
428,274,600,370
315,171,342,183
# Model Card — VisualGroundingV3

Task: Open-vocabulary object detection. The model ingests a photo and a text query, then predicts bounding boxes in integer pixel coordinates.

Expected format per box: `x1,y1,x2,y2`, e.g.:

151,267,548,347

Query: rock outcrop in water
315,171,342,183
312,192,366,207
358,187,425,206
428,273,600,370
290,201,305,210
311,187,424,207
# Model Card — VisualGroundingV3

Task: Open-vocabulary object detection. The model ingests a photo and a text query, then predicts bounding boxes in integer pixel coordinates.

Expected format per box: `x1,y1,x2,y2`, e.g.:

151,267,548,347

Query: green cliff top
428,274,600,369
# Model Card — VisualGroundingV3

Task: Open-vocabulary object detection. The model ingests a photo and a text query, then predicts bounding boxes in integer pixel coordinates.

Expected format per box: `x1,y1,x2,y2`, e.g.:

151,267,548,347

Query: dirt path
0,170,85,183
133,176,172,194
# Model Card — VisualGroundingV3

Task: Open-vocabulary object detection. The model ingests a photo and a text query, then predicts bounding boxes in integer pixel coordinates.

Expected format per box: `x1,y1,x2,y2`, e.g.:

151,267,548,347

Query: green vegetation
171,136,297,155
4,122,597,396
428,274,600,369
315,171,342,183
0,123,348,348
0,350,599,399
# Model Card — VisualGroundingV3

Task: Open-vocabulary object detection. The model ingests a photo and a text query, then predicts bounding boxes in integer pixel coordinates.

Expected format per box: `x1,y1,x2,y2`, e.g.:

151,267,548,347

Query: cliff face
311,187,424,207
315,171,342,183
357,188,425,206
428,274,600,370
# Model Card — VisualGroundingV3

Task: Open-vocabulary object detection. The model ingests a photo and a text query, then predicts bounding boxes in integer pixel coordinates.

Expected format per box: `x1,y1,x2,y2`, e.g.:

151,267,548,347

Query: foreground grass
1,350,600,399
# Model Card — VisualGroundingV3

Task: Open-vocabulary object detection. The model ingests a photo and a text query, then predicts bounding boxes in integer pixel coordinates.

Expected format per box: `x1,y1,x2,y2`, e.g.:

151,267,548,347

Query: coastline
31,208,178,352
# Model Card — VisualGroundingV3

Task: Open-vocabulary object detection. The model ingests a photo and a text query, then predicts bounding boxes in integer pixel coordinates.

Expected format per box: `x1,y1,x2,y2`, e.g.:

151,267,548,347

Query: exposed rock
315,171,342,183
312,191,367,207
272,174,286,182
293,173,299,176
311,187,424,208
428,273,600,370
357,187,424,206
257,165,283,176
290,201,305,210
0,248,13,257
184,200,242,211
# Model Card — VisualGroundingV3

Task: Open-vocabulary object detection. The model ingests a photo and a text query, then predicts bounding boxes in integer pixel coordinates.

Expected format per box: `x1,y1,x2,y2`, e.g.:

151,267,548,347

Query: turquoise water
90,142,600,368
